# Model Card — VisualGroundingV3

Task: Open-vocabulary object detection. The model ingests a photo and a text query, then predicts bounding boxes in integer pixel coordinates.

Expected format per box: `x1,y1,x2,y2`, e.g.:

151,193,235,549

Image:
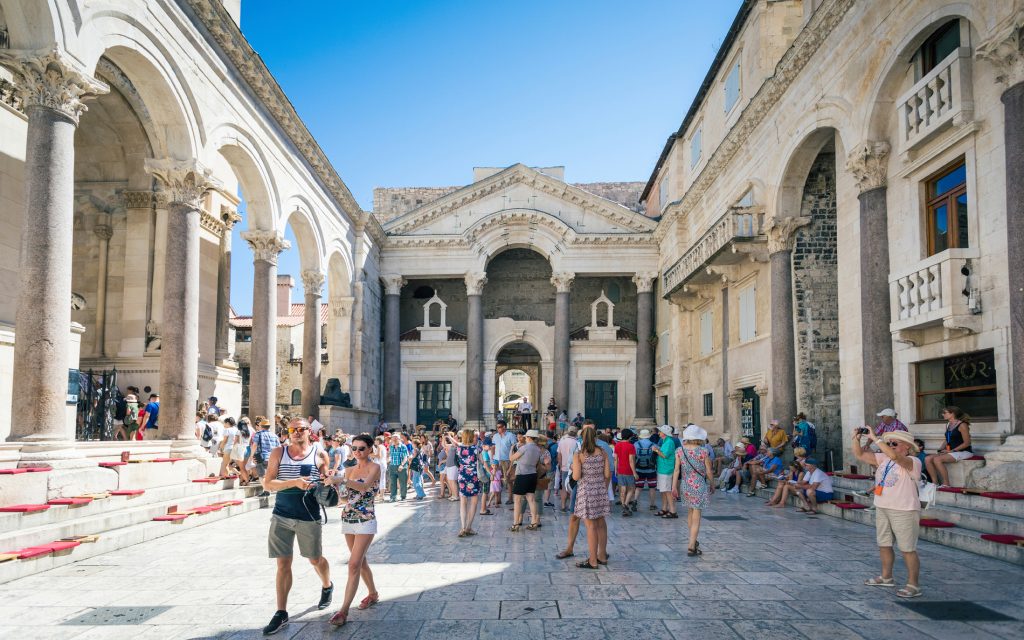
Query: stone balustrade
662,207,764,295
897,47,973,153
889,248,979,337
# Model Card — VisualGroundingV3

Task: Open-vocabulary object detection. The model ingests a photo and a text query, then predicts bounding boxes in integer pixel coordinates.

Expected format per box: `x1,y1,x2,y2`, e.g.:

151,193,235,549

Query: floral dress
341,481,377,523
574,450,610,520
457,444,482,497
680,446,710,510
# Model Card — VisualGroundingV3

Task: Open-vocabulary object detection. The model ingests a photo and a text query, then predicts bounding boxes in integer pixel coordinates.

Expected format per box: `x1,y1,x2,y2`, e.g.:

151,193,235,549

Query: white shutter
700,310,713,355
739,286,756,342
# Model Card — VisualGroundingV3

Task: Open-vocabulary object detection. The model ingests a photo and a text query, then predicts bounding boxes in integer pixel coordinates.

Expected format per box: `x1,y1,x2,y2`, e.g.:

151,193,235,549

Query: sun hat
804,457,819,467
524,429,541,439
882,430,919,453
682,424,707,441
658,425,673,436
876,408,897,417
639,429,651,438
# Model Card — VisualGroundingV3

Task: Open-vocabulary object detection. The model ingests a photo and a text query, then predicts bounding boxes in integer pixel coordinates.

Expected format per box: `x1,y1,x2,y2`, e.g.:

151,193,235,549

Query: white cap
876,408,897,417
639,429,651,438
682,425,707,441
658,425,673,436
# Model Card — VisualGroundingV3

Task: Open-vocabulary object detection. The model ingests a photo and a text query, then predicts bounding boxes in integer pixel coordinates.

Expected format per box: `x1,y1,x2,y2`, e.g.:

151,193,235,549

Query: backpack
805,422,818,451
635,441,655,471
114,396,128,421
201,424,213,442
239,422,250,438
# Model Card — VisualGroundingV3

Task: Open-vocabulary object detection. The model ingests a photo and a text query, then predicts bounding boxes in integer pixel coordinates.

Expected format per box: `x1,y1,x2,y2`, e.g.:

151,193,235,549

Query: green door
740,386,761,445
416,381,452,428
584,381,618,429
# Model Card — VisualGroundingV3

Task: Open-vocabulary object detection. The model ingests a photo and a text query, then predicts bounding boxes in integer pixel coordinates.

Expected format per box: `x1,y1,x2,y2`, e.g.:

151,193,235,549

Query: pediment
382,164,657,237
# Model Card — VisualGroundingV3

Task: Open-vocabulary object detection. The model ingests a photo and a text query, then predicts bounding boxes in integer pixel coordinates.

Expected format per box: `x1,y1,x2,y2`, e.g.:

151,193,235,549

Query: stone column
720,284,731,434
846,141,894,420
301,269,325,420
93,223,113,357
765,216,810,425
147,191,169,352
632,273,658,426
551,272,575,414
242,230,291,419
979,24,1024,434
2,49,106,448
215,207,241,364
328,295,355,394
146,160,217,456
381,274,406,425
465,272,488,429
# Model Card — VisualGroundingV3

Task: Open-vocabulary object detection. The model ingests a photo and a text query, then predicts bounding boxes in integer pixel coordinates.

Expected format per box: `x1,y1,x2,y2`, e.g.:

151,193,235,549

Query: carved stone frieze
0,47,108,124
381,274,407,296
144,159,218,209
302,269,326,296
241,229,290,265
331,296,355,318
764,215,812,254
550,272,576,293
120,190,153,210
199,210,225,237
845,141,891,193
464,272,488,296
976,15,1024,86
632,272,659,293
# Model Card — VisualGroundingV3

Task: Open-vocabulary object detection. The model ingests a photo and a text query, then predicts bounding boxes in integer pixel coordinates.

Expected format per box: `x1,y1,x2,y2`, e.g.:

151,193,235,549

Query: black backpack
239,423,250,438
201,424,213,442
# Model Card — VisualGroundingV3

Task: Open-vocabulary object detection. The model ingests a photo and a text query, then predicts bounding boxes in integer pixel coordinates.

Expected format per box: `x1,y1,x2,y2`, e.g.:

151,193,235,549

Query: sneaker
318,582,334,610
263,610,289,635
728,487,739,494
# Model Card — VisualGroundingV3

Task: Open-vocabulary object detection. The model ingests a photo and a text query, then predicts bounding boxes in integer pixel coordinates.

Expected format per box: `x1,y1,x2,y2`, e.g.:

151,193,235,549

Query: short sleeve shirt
515,442,542,474
806,468,833,493
614,441,636,475
873,453,921,511
656,437,677,475
493,432,517,461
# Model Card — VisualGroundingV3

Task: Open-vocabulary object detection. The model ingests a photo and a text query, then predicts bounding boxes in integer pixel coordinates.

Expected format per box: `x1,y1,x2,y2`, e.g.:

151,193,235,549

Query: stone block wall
573,181,646,214
372,186,460,223
570,276,638,334
793,148,842,458
400,279,468,334
483,249,555,324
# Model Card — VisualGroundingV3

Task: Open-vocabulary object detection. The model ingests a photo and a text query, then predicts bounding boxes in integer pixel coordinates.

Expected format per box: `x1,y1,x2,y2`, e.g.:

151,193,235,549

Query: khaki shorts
499,460,513,482
268,514,323,559
875,507,920,552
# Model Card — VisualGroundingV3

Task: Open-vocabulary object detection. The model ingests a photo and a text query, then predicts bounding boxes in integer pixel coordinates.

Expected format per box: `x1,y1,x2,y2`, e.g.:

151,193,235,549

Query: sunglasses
352,446,369,452
288,426,310,433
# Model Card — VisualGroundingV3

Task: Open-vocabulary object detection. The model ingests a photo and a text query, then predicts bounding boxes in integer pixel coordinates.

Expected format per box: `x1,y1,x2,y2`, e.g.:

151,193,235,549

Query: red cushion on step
44,540,81,552
937,486,964,493
919,519,955,528
839,474,872,480
22,467,51,473
98,461,127,468
47,497,93,506
0,504,50,513
7,546,54,559
150,458,180,463
833,502,868,509
825,472,834,476
215,500,243,506
979,491,1024,500
192,478,220,483
967,455,986,461
0,468,27,475
190,505,220,514
110,489,145,496
980,534,1024,545
153,514,190,521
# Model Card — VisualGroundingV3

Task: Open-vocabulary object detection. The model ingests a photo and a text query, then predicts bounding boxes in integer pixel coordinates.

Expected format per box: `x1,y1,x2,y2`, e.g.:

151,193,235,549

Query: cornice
662,0,855,226
180,0,363,222
382,164,658,236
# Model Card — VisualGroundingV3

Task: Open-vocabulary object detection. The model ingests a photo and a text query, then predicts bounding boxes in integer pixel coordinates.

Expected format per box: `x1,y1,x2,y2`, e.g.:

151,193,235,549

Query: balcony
662,207,765,296
889,248,981,342
897,47,973,155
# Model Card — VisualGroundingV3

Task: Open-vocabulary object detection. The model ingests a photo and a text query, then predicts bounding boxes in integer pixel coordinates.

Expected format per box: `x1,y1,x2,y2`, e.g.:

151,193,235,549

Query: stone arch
282,198,326,274
487,333,553,363
774,127,847,221
326,243,354,297
208,124,279,233
471,211,568,272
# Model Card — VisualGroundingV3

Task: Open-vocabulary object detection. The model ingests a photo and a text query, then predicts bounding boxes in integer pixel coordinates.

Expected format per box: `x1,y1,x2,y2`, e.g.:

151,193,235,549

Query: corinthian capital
331,296,355,318
465,272,488,296
632,272,659,293
550,271,575,293
845,141,891,193
145,159,219,209
301,269,325,296
241,229,291,265
220,205,242,228
764,215,811,254
0,47,108,124
977,17,1024,86
381,274,406,296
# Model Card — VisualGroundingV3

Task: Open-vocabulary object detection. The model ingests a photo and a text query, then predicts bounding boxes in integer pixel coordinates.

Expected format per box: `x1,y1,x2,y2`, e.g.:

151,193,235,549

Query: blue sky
230,0,742,314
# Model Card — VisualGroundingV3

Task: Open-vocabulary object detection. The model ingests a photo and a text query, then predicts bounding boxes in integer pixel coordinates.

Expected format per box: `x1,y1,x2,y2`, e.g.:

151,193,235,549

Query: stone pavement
1,487,1023,640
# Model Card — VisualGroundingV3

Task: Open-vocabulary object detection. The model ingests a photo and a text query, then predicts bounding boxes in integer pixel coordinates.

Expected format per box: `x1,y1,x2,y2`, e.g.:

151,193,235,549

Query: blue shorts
807,490,833,502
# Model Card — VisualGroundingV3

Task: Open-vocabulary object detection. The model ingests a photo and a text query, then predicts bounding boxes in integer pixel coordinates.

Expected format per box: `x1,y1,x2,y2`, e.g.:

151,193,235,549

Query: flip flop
555,551,574,559
575,560,599,569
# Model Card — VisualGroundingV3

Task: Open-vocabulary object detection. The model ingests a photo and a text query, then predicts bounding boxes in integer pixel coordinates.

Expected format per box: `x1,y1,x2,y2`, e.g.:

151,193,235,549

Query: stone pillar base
632,417,657,428
167,439,210,461
16,439,88,470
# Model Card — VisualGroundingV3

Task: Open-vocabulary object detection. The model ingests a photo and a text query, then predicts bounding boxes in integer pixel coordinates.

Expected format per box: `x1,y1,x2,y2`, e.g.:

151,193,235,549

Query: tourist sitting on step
924,406,973,488
766,461,803,507
795,457,833,515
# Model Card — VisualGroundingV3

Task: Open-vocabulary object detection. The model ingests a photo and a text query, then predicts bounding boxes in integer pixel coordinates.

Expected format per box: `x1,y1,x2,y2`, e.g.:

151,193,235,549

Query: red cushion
151,458,180,463
191,505,221,514
153,514,190,521
839,474,872,480
110,489,145,496
833,502,868,509
919,519,955,528
22,467,51,473
48,497,93,506
979,491,1024,500
825,472,834,476
0,469,27,475
192,478,220,484
980,534,1024,545
967,455,985,461
215,500,243,506
98,461,127,468
937,486,964,493
0,504,50,513
6,546,53,559
44,540,81,552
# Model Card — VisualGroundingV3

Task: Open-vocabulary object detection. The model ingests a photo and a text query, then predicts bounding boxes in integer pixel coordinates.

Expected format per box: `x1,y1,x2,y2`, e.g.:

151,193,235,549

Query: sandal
457,530,468,538
661,512,679,519
358,592,379,610
466,529,477,536
687,546,699,557
896,585,922,598
480,510,493,516
329,610,348,626
597,554,609,565
864,576,895,587
509,523,522,532
526,523,541,531
555,551,574,559
575,560,599,569
654,510,667,517
804,510,817,515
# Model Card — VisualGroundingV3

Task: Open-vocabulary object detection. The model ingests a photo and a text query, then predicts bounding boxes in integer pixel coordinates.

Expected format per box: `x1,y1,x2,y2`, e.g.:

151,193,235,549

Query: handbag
537,476,551,490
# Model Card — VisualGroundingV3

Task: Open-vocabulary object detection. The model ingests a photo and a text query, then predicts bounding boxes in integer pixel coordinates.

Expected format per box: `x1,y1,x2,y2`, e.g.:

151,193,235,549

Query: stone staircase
755,473,1024,565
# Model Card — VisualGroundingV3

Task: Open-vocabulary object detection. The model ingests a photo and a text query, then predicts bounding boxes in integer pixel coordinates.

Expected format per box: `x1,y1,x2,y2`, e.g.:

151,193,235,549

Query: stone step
0,477,248,535
0,490,275,584
829,475,1024,518
922,503,1024,537
0,483,264,552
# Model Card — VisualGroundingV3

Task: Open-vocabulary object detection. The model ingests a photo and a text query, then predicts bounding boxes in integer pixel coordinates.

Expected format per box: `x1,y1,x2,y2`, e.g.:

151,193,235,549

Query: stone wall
400,279,468,335
570,276,638,333
372,186,460,223
793,149,841,457
483,249,555,324
574,181,646,214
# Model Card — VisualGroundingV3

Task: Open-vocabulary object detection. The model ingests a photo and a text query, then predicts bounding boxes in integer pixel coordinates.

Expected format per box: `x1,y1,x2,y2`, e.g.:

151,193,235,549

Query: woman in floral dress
572,426,611,569
446,428,482,537
672,424,715,556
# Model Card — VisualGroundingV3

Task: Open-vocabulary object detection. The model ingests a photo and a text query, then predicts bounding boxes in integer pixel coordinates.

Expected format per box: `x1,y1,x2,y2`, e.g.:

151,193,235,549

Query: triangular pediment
382,164,657,237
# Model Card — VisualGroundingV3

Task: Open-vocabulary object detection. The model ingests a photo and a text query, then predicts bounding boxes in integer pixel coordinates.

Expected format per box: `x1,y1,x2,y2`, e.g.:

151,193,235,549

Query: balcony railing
897,47,973,154
662,208,764,295
889,248,979,337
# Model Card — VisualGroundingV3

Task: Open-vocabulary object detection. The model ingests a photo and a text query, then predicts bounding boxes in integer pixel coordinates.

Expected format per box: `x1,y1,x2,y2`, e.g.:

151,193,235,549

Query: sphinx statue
320,378,352,407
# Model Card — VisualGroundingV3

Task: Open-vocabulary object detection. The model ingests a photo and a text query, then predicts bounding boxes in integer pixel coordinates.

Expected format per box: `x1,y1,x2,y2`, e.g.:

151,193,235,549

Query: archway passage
495,341,541,428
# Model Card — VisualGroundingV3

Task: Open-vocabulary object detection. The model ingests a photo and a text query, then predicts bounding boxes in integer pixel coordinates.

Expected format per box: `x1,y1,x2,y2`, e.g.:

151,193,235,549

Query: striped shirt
389,444,409,467
272,443,322,521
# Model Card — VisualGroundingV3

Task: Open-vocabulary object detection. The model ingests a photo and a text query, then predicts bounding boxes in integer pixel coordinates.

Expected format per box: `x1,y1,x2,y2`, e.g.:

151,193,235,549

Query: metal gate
75,369,120,441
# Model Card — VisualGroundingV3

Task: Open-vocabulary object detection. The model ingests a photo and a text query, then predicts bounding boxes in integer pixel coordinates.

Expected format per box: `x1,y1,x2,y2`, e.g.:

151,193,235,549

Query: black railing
75,369,119,441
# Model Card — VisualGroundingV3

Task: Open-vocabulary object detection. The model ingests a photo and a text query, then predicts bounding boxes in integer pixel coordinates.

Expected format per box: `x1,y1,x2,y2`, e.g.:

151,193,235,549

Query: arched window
291,389,301,406
606,281,621,304
413,285,435,299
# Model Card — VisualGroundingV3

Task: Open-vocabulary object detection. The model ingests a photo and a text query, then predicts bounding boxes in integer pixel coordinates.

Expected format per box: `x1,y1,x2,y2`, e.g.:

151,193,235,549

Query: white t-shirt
233,428,251,457
806,468,833,493
207,420,224,447
338,443,351,466
520,402,532,414
220,425,237,454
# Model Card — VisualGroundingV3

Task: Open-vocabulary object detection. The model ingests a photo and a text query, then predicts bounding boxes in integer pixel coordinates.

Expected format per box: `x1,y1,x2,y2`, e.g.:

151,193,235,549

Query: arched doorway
495,341,541,428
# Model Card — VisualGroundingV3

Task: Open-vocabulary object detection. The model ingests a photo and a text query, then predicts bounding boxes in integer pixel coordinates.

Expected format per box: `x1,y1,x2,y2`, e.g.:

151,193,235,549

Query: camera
856,427,870,435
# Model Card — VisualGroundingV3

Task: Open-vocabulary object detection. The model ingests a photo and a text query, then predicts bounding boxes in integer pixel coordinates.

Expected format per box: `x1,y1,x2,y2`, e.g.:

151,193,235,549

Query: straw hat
682,425,707,441
524,429,541,439
882,430,919,453
639,429,651,439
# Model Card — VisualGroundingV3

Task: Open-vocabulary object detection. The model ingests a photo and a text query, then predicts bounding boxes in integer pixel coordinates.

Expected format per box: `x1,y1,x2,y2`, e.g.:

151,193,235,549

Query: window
925,159,968,255
606,281,621,304
658,330,670,366
724,61,741,112
690,126,702,168
917,20,960,78
699,309,714,355
738,286,756,343
703,392,714,417
413,285,435,299
236,329,252,343
916,349,997,422
658,173,669,211
290,389,301,406
736,189,754,207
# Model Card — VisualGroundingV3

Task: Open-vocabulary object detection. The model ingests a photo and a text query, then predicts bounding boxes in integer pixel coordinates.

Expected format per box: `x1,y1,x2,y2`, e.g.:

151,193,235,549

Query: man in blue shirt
747,448,784,496
491,420,517,504
387,434,410,502
138,393,159,439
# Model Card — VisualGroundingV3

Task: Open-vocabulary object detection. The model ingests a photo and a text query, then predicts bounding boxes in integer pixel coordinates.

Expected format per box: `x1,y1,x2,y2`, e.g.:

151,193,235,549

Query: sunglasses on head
352,445,369,452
